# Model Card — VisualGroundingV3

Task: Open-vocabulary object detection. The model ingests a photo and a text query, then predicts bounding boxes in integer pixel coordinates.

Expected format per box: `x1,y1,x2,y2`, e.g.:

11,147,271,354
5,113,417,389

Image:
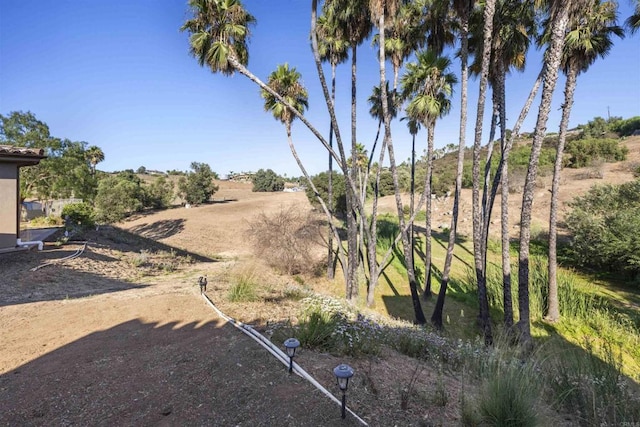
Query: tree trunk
517,5,570,346
423,123,435,299
377,11,426,324
433,7,470,328
547,63,578,323
347,44,359,300
471,0,496,345
410,133,416,272
485,71,543,328
327,63,337,280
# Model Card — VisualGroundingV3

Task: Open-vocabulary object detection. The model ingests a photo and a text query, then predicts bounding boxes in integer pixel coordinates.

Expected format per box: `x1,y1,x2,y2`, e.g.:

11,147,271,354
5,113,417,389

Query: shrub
247,206,322,275
566,180,640,279
564,138,628,168
252,168,285,192
608,115,640,137
61,202,95,229
94,175,144,223
305,171,346,216
146,176,174,209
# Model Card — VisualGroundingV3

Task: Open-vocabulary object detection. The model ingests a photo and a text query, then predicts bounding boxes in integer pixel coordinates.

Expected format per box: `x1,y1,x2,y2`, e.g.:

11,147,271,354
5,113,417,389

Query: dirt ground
1,137,638,426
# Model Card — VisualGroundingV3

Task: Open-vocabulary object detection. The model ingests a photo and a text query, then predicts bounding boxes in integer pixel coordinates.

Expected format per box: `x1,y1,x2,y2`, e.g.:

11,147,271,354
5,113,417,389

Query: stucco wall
0,163,18,249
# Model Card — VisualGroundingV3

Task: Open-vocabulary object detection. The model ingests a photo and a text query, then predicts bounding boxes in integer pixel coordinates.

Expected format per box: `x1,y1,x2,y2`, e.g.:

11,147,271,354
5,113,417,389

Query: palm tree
401,51,456,310
181,0,255,76
323,0,373,300
364,81,398,307
469,0,536,328
370,0,428,324
261,64,308,134
469,0,497,345
546,0,624,322
517,0,575,346
317,11,350,280
184,0,354,295
626,0,640,32
85,146,104,176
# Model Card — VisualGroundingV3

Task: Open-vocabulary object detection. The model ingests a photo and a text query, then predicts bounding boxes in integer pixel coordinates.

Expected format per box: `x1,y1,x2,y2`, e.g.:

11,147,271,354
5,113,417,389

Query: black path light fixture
333,363,354,419
283,338,300,373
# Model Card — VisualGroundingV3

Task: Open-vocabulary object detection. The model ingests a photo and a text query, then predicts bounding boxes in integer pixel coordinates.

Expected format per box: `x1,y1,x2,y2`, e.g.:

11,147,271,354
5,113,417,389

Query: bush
94,175,144,223
610,116,640,136
566,180,640,279
252,168,284,192
246,206,322,275
565,138,628,168
146,176,174,209
305,171,346,217
61,202,95,228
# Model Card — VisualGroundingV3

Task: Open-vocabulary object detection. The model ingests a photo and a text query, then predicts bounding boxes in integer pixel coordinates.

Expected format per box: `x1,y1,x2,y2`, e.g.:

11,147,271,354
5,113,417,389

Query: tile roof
0,145,45,157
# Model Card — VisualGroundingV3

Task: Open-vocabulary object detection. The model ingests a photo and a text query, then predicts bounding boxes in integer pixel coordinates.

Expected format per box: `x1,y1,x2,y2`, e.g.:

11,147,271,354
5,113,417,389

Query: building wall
0,163,19,249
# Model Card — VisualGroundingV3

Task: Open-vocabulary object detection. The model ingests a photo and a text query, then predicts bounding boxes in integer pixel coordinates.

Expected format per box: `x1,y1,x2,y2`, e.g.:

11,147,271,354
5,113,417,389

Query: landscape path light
333,363,354,419
283,338,300,374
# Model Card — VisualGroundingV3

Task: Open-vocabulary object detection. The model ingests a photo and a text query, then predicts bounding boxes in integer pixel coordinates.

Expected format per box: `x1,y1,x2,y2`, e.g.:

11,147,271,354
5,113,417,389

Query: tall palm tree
317,11,350,280
401,51,456,310
425,0,475,328
370,0,429,324
85,146,104,176
517,0,575,346
546,0,624,322
469,0,536,328
469,0,497,345
184,0,352,294
324,0,373,300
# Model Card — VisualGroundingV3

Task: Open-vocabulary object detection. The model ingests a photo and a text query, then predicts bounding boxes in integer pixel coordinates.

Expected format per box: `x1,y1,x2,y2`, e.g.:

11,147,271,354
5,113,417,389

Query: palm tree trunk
423,124,435,299
547,63,578,323
347,43,359,300
471,0,496,345
484,71,543,328
433,7,470,328
327,63,337,280
377,10,426,324
517,5,570,346
410,133,416,272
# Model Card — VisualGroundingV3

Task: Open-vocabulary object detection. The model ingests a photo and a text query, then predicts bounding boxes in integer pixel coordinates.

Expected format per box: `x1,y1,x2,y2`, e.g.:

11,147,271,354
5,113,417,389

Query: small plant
130,250,150,267
431,369,449,407
400,361,423,410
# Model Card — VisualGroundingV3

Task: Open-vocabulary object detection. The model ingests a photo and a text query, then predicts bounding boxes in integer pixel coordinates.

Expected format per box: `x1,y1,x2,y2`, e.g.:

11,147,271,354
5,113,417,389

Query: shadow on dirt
0,247,150,307
0,316,358,426
129,219,186,240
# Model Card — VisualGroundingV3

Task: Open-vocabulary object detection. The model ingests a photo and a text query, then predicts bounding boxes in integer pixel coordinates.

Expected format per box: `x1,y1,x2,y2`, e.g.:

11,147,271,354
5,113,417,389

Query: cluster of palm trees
181,0,638,346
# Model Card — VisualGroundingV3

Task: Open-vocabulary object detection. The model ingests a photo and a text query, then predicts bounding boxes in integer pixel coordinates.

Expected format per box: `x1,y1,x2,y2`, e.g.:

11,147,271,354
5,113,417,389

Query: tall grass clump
478,366,540,427
227,270,259,302
542,339,640,425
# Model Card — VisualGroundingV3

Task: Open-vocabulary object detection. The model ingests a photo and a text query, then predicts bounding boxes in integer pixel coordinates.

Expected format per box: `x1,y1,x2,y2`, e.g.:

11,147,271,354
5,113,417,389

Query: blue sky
1,0,639,177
